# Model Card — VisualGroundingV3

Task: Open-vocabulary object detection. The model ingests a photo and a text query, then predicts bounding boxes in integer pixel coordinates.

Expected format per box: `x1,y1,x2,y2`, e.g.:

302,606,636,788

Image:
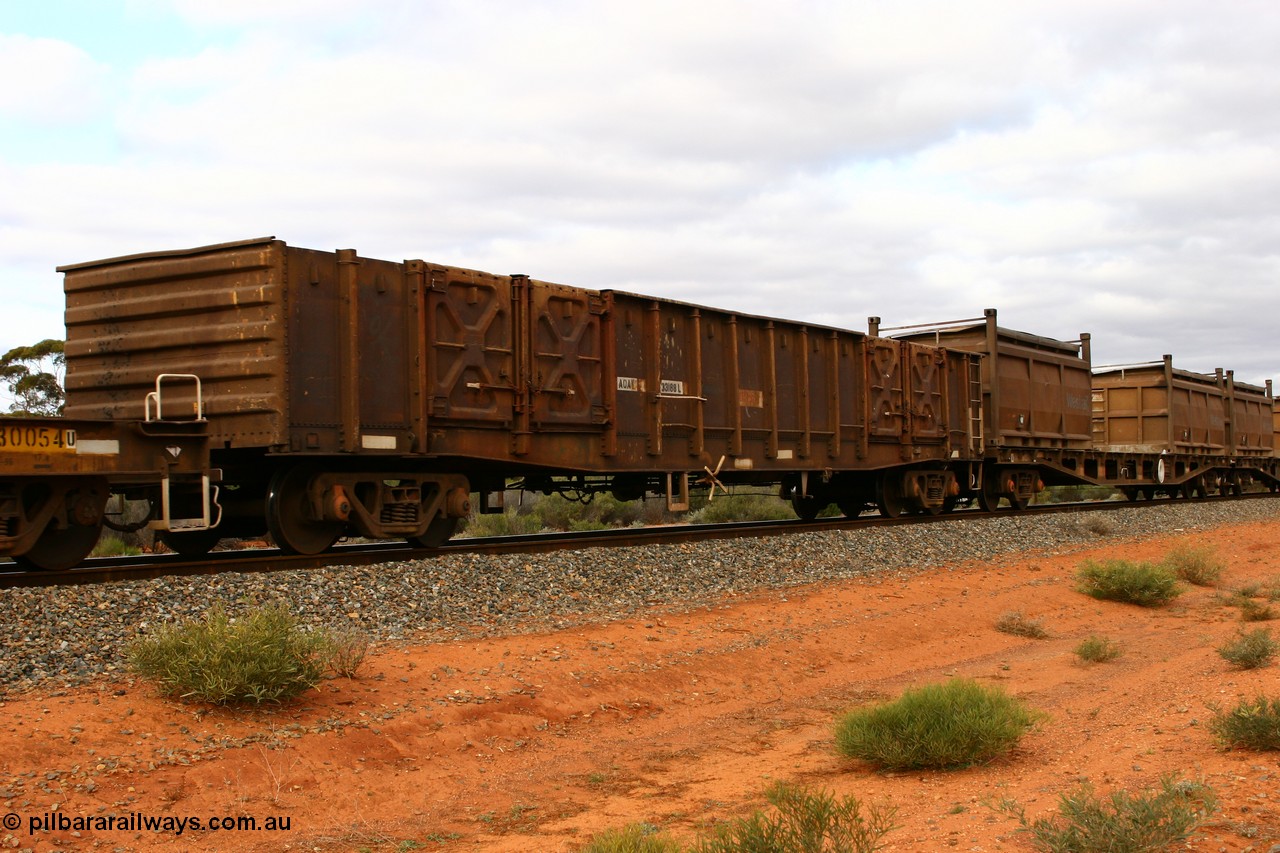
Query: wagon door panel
867,338,906,441
529,284,605,427
424,267,515,424
905,343,945,443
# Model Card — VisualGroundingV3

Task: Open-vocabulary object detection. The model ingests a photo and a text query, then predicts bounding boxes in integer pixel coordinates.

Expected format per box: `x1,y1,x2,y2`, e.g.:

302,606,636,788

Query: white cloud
2,0,1280,386
0,34,109,124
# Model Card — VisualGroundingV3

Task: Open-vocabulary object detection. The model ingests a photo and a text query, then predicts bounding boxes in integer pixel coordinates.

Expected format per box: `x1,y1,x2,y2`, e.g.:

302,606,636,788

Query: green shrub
1216,627,1278,669
463,491,677,538
1074,635,1122,664
1075,559,1181,606
1266,575,1280,601
1209,695,1280,750
461,508,547,538
1236,596,1277,622
320,624,371,678
995,612,1048,639
580,823,683,853
91,534,143,558
1160,545,1223,586
461,487,836,536
686,494,796,524
996,775,1216,853
1033,486,1118,504
692,782,896,853
834,678,1042,770
128,602,353,704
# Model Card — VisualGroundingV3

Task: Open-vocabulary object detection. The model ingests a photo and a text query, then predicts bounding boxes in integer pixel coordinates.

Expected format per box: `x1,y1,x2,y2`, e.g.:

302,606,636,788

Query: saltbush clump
1209,695,1280,751
834,678,1042,770
1160,545,1224,587
692,782,896,853
996,774,1216,853
1216,627,1278,669
578,784,896,853
1236,596,1277,622
1075,559,1181,607
128,602,366,704
995,611,1049,639
580,824,684,853
1074,635,1122,664
686,494,798,524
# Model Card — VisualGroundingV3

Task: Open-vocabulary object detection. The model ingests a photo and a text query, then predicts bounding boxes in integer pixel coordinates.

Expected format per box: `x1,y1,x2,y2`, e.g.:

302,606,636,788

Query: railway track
5,492,1274,590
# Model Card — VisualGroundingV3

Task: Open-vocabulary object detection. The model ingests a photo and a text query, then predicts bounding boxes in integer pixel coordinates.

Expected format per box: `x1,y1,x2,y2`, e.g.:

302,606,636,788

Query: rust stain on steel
1092,355,1273,456
895,309,1093,451
61,238,979,478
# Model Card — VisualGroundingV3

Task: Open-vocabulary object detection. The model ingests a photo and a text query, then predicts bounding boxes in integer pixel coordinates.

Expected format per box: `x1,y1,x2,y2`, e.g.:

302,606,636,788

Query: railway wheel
978,474,1002,512
835,497,867,519
13,520,102,572
876,475,907,518
266,465,346,555
791,490,827,521
158,528,223,557
408,515,460,548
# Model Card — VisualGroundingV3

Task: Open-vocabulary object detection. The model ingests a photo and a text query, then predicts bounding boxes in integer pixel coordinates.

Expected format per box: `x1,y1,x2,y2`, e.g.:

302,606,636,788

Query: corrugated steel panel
62,238,287,448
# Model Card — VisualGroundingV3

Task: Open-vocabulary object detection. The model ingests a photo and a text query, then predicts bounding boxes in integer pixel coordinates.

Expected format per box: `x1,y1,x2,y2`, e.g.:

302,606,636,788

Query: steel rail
2,492,1275,590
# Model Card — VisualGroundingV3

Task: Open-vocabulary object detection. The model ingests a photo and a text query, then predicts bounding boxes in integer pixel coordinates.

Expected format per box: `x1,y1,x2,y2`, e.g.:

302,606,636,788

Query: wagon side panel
62,238,288,448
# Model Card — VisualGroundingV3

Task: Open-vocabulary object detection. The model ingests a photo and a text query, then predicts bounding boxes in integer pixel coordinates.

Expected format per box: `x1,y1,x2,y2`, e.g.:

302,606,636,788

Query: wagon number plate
0,425,76,454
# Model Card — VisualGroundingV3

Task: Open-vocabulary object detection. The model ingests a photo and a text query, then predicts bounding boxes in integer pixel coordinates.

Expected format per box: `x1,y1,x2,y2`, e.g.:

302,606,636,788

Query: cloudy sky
2,0,1278,387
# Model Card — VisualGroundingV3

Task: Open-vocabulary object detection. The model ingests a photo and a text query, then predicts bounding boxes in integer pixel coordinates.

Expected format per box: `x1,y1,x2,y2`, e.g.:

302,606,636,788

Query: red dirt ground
3,518,1279,852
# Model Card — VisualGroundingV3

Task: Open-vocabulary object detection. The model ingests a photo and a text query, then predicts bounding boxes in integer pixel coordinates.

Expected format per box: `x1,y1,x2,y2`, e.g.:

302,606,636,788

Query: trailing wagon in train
58,237,985,557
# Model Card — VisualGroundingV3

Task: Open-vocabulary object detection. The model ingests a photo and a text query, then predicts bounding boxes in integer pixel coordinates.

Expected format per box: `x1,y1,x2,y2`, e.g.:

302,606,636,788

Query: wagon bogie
263,464,471,555
0,408,217,570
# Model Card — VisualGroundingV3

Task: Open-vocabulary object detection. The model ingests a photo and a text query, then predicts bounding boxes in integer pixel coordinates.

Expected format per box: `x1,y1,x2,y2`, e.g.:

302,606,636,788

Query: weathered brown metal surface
62,238,287,449
891,309,1092,450
1274,399,1280,459
603,293,977,475
60,238,981,479
0,417,208,479
1091,356,1273,456
1227,375,1274,456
